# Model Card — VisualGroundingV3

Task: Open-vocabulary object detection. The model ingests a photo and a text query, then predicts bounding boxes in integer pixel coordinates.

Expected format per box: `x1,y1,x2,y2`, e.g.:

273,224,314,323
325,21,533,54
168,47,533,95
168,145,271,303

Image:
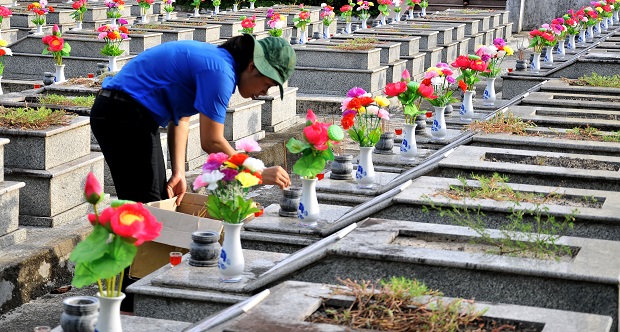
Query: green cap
252,36,296,100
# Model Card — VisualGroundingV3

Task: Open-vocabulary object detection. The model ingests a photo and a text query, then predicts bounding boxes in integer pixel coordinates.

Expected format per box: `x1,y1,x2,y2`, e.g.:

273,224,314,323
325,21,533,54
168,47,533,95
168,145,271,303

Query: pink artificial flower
193,175,208,190
306,109,317,123
220,168,239,181
207,152,229,164
235,137,261,152
401,69,411,81
303,122,330,150
347,87,367,98
341,97,353,111
377,109,390,120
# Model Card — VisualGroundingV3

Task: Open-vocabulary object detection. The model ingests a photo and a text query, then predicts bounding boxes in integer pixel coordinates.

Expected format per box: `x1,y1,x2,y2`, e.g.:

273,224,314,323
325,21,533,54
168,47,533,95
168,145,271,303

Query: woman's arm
167,117,190,205
199,114,236,155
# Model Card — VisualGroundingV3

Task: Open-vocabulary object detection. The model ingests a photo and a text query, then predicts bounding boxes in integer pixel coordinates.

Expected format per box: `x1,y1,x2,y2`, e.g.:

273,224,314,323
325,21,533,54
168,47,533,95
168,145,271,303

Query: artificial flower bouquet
341,87,391,147
213,0,221,8
356,1,373,21
563,11,582,35
192,139,265,224
0,6,12,25
0,39,12,76
545,18,567,42
393,0,402,14
191,0,203,10
476,38,513,78
594,0,613,20
529,26,556,53
583,6,600,27
340,2,354,23
320,3,336,27
406,0,421,9
384,69,434,124
286,109,344,179
137,0,154,15
377,0,392,18
28,0,54,26
163,0,175,12
419,0,428,8
239,15,256,34
451,54,487,93
70,172,162,297
266,9,285,37
105,0,124,19
422,63,457,107
98,23,129,56
294,4,311,31
42,24,71,66
70,0,87,22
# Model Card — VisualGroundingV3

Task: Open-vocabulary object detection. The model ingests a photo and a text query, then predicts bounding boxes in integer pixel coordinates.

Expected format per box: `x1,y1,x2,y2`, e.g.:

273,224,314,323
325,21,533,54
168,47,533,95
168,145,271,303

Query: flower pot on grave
431,106,447,140
95,292,125,332
482,77,496,106
459,90,475,122
298,178,319,226
356,146,375,189
400,123,417,160
330,155,353,180
189,231,221,267
54,64,66,84
60,296,99,332
279,186,302,217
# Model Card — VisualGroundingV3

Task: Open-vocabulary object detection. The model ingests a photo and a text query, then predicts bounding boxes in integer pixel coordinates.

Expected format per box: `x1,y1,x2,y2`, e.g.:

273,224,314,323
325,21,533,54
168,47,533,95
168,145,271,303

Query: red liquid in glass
170,255,182,266
426,111,433,118
34,84,41,89
87,73,95,78
394,129,403,135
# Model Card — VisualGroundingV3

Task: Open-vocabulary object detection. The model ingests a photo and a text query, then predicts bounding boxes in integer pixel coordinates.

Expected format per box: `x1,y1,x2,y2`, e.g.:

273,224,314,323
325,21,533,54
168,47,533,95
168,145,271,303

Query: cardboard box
129,193,222,279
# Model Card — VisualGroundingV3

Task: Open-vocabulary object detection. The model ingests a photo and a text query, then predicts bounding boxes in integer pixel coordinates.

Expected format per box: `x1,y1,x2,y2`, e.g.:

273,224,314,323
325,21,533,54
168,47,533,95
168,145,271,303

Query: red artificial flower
46,36,64,52
341,113,355,130
458,79,467,92
0,49,6,56
421,78,432,86
48,6,54,12
72,1,82,9
303,122,330,150
358,96,375,106
451,55,471,69
346,98,362,110
299,11,310,20
119,26,129,33
469,59,488,71
84,172,104,205
340,4,352,12
109,203,162,246
384,81,407,97
228,153,249,166
418,84,437,99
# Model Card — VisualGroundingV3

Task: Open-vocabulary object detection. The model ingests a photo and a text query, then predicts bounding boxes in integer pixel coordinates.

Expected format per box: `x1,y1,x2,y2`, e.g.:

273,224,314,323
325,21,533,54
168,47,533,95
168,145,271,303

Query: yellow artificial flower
374,95,390,107
118,5,125,10
358,106,366,113
222,161,239,169
503,45,514,55
0,40,8,47
235,172,260,188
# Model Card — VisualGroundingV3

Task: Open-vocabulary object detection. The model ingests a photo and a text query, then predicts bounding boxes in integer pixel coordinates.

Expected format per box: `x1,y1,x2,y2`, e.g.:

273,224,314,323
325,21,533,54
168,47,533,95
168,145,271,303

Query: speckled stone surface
257,86,300,131
439,41,459,63
51,315,191,332
405,16,480,35
0,181,25,236
466,32,484,53
294,218,620,330
289,65,388,96
5,152,104,219
224,99,265,141
10,35,131,58
294,46,382,70
371,146,433,168
358,28,438,49
0,116,91,171
46,9,75,25
314,169,399,195
390,24,455,44
307,39,402,64
130,26,195,43
209,280,613,332
437,145,620,192
243,203,351,235
0,138,6,182
336,34,421,56
161,21,221,42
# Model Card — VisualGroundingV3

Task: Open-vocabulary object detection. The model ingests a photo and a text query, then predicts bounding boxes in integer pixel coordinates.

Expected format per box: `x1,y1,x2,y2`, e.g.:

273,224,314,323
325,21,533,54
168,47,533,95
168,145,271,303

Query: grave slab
355,28,437,49
437,145,620,192
51,315,191,332
161,21,221,42
315,169,399,195
208,280,613,332
0,181,25,237
255,86,300,132
506,104,620,131
224,99,265,141
129,26,194,43
293,45,382,70
288,65,388,96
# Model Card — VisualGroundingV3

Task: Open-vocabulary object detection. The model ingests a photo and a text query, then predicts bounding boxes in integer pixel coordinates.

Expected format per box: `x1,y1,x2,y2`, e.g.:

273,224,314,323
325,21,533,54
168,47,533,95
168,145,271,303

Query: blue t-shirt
102,41,237,127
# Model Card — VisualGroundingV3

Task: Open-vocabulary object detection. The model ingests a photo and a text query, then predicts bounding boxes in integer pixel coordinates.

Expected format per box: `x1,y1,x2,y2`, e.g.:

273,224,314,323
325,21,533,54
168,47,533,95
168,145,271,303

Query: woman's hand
261,166,291,189
166,172,187,206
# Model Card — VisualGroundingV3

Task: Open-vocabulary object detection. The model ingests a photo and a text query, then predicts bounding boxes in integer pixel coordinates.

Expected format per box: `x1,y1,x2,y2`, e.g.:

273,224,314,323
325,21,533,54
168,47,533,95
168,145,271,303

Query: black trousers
90,90,168,312
90,90,168,204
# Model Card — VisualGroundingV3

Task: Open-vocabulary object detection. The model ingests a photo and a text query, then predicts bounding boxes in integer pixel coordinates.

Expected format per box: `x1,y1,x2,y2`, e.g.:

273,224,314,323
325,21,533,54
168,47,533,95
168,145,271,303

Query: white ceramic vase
298,28,306,44
408,9,414,19
614,10,619,23
531,52,541,73
586,25,594,40
556,40,565,59
345,22,352,34
579,29,587,44
249,2,254,9
594,21,601,36
95,292,125,332
218,222,244,282
400,123,417,160
361,19,368,29
431,106,447,140
233,3,238,12
165,12,171,20
567,34,576,50
459,90,475,122
193,7,200,17
141,13,148,23
482,77,496,106
214,6,219,15
297,177,319,226
108,56,118,72
110,18,117,25
394,12,400,22
421,7,426,17
0,76,3,95
73,21,82,30
380,15,386,25
35,24,43,35
54,64,66,84
544,45,554,63
323,25,329,39
356,146,375,188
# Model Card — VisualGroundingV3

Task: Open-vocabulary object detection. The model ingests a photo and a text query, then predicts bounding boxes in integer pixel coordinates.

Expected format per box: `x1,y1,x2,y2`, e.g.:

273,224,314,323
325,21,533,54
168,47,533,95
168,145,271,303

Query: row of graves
1,2,620,332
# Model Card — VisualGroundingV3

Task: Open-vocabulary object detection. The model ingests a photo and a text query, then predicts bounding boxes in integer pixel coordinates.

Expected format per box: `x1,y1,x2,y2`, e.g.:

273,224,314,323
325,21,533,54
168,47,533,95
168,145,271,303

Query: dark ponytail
218,34,255,77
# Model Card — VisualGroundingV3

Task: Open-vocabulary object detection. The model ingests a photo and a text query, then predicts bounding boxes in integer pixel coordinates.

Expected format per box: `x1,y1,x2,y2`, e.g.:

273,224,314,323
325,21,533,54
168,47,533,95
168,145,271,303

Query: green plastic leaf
293,154,326,178
72,261,101,288
111,199,134,208
69,225,110,263
327,125,344,141
207,195,223,220
285,137,309,154
348,128,361,143
323,148,335,161
368,127,382,145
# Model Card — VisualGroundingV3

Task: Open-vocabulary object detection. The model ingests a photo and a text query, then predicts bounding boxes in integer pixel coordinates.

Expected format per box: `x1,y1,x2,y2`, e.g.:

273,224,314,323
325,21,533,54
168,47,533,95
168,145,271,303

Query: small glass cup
87,73,95,78
33,84,41,89
169,252,182,267
34,327,51,332
394,128,403,135
507,68,514,73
